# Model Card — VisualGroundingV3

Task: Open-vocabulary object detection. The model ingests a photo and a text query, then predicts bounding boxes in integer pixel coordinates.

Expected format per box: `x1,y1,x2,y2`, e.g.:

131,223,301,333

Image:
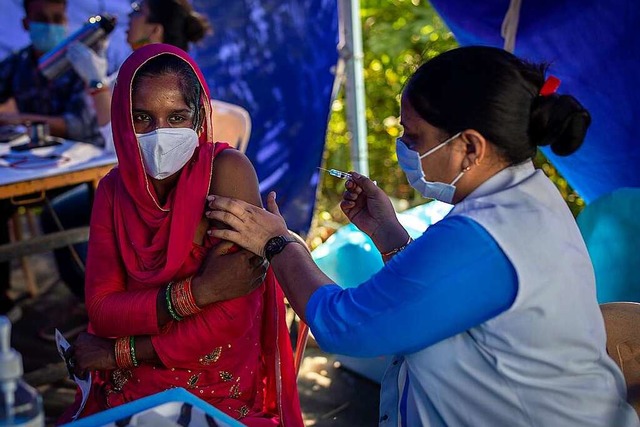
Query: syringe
318,167,352,180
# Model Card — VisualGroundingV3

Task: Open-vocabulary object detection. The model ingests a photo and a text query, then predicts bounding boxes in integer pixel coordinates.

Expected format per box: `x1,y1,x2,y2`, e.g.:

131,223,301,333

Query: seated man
0,0,102,319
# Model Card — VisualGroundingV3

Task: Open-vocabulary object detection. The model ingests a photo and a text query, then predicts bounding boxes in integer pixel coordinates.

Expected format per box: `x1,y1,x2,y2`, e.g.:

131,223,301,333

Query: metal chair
600,302,640,416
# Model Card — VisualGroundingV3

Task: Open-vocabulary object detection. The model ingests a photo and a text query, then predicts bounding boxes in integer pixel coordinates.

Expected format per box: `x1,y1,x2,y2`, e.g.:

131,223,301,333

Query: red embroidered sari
63,44,303,426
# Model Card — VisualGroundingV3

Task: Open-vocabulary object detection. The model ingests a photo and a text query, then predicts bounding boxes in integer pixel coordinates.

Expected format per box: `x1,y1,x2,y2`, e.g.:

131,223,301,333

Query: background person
67,0,211,146
205,46,640,425
0,0,102,321
61,45,303,426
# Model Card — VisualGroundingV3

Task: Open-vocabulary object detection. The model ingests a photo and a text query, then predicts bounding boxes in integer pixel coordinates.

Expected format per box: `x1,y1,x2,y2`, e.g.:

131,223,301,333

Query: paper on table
55,328,92,420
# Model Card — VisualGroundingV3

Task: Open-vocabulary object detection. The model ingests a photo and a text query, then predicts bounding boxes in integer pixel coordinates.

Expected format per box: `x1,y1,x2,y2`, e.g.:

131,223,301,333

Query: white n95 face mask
396,132,464,204
136,128,199,180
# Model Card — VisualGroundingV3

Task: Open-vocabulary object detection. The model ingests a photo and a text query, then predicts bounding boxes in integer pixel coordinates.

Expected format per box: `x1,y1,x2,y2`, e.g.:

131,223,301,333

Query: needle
318,167,352,180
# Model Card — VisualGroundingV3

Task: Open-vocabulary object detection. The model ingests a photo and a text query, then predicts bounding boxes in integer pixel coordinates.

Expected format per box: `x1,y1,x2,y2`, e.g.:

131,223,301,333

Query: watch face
265,236,286,258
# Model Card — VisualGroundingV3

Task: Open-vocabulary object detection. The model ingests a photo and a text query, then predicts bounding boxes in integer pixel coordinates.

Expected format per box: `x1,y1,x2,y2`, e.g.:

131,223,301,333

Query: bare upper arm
209,147,262,208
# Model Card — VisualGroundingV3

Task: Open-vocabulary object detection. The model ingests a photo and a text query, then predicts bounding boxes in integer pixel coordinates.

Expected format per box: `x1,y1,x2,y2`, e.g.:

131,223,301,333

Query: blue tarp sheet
192,0,338,233
1,0,338,234
429,0,640,202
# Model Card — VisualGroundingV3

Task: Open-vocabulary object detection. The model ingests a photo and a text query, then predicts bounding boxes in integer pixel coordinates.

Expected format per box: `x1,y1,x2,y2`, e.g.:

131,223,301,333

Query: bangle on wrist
165,282,183,322
171,277,201,318
129,336,139,367
115,336,135,369
380,236,413,259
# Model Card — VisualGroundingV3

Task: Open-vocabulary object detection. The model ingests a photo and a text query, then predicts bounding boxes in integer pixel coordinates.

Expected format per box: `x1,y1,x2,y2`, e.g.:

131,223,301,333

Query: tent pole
338,0,369,176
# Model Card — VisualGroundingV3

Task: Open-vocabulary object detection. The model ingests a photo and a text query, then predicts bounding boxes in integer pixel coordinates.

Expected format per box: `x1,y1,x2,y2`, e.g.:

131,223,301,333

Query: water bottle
0,316,44,427
38,14,117,81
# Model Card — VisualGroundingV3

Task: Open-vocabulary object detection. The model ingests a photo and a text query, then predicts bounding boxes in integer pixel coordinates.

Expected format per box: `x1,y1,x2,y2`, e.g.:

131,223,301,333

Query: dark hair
147,0,212,51
23,0,67,16
405,46,591,164
132,54,204,130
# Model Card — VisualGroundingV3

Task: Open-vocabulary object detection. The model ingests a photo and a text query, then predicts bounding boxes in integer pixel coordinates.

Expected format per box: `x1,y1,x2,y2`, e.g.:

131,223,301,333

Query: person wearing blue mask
0,0,102,321
0,0,101,143
204,46,640,426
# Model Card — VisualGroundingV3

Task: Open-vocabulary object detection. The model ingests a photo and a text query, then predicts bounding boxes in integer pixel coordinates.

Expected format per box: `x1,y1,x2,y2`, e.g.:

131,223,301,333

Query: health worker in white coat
205,46,640,426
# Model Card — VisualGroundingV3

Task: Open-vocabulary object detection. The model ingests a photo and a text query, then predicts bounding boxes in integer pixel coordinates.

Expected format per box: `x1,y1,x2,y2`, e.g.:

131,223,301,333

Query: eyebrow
131,108,193,114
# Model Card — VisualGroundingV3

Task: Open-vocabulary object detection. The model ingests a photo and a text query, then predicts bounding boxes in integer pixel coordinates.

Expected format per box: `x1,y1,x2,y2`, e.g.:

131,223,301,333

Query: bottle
38,14,117,81
0,316,44,427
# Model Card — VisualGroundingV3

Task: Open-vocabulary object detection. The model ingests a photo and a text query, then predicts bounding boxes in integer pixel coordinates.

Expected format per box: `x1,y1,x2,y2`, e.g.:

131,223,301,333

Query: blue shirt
306,215,518,357
0,46,102,145
306,215,518,425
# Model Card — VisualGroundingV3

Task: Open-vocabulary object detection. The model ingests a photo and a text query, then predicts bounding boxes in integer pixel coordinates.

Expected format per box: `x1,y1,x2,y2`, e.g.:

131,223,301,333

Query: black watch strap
264,235,299,261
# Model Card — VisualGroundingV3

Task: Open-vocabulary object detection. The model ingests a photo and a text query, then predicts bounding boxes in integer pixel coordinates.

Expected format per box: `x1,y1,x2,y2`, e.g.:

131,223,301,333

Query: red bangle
171,277,202,318
115,336,134,369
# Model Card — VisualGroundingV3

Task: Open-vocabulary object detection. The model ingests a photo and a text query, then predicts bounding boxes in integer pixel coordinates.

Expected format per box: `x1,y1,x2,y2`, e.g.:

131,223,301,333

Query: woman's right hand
341,172,409,253
191,241,268,306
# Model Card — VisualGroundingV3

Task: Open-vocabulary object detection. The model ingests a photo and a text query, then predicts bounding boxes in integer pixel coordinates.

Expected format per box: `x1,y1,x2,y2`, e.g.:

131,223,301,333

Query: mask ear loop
450,165,471,186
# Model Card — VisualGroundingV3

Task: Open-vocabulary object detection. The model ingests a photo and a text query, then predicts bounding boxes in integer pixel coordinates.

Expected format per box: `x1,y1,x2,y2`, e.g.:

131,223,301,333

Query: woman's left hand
205,191,289,257
65,332,117,378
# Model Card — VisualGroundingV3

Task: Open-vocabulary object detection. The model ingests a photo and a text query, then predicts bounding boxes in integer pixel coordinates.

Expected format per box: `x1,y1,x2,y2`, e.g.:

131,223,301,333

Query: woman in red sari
61,44,303,426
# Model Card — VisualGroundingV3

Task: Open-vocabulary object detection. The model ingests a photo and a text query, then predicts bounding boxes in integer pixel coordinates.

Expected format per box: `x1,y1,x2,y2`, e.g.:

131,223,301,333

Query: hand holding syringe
318,167,377,185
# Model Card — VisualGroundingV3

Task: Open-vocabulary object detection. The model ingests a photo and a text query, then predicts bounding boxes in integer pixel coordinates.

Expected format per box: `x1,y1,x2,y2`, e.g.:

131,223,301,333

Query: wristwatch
264,235,299,261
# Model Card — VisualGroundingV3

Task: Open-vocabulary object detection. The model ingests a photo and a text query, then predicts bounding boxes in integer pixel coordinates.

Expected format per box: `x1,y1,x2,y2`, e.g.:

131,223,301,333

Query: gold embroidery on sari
111,369,132,391
199,346,222,365
187,373,201,389
236,405,249,419
219,371,233,382
229,383,241,398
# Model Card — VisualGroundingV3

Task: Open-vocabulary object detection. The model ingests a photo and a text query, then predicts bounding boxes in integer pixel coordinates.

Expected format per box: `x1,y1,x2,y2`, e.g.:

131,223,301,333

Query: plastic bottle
38,14,117,81
0,316,44,427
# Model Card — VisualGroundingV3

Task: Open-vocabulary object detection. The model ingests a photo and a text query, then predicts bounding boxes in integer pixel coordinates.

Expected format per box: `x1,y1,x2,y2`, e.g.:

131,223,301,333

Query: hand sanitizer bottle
0,316,44,426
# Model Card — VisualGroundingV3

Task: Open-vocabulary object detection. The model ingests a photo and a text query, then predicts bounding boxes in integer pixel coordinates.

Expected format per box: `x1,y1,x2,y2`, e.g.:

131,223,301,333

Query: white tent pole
338,0,369,176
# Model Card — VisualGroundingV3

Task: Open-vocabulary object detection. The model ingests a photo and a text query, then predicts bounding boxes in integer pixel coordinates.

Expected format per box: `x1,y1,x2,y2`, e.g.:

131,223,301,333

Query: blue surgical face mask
396,132,464,204
29,22,67,53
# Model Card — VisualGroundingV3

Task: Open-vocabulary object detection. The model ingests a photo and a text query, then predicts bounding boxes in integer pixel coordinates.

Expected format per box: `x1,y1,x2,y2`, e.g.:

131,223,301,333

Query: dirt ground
8,251,381,426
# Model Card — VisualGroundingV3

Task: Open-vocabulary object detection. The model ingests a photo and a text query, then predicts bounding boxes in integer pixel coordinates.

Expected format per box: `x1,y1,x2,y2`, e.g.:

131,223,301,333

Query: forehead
132,74,188,106
400,92,422,127
27,0,66,16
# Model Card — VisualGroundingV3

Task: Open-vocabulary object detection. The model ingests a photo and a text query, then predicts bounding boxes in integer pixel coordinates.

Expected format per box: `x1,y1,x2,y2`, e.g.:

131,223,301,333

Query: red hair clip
539,75,561,96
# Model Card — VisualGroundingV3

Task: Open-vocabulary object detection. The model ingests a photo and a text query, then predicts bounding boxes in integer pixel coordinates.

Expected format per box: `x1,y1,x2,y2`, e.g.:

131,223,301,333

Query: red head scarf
110,44,216,285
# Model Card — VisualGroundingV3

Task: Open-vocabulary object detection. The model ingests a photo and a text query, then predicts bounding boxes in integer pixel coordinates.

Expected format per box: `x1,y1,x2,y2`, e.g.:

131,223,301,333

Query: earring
463,166,471,172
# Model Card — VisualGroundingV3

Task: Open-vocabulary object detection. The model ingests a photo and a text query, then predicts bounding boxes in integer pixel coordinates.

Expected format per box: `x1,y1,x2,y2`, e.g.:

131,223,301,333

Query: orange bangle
115,336,134,369
171,277,202,318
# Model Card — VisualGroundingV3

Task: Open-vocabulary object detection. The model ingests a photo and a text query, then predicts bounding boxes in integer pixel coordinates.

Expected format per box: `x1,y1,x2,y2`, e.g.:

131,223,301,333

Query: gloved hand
66,41,107,86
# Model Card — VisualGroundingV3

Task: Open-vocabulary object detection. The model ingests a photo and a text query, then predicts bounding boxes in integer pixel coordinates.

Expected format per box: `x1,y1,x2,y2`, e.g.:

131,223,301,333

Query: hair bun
184,11,212,43
529,94,591,156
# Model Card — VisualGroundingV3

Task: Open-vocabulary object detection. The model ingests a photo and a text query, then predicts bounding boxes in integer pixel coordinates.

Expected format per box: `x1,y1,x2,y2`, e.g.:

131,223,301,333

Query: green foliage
309,0,583,247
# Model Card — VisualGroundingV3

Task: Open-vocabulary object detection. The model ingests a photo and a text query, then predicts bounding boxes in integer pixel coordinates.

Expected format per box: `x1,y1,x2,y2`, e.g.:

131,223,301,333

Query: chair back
210,100,252,153
600,302,640,416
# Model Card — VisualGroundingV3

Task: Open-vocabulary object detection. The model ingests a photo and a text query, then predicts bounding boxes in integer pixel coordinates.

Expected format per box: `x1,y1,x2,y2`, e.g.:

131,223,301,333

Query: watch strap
264,234,299,261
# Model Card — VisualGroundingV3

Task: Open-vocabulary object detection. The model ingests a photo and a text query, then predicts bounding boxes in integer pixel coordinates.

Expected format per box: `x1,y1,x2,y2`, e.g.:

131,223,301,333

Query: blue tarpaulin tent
2,0,638,232
429,0,640,203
